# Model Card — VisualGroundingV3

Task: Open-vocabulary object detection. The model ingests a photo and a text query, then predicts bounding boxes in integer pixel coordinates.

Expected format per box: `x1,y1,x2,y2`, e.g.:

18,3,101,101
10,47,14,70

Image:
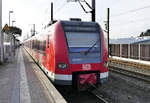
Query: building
1,25,22,62
110,36,150,61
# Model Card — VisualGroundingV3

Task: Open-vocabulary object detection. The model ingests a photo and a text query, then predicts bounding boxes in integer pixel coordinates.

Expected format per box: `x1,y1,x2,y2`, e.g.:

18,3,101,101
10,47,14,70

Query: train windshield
62,21,102,64
66,32,100,53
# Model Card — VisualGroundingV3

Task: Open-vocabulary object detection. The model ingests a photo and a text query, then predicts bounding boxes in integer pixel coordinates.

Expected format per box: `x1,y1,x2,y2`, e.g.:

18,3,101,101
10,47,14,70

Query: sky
2,0,150,40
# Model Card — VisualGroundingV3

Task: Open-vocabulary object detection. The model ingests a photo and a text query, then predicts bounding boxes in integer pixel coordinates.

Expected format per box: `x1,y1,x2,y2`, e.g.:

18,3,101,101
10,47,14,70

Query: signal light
58,63,68,69
104,61,108,68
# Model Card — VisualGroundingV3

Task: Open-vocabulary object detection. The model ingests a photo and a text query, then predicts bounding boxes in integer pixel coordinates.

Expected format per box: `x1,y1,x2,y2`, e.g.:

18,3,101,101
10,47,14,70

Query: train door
45,35,50,71
42,39,46,67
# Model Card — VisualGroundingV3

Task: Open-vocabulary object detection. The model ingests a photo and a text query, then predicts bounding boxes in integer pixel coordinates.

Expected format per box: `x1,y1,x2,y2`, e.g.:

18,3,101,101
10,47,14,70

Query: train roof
23,20,101,43
47,20,99,27
60,20,99,27
60,20,100,32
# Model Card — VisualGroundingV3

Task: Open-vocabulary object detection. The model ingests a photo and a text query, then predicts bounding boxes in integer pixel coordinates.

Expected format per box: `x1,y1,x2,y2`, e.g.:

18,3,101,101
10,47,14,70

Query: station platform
0,47,66,103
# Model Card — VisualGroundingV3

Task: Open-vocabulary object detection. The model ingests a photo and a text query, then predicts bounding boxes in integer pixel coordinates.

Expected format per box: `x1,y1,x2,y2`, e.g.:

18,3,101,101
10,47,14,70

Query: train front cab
51,21,108,87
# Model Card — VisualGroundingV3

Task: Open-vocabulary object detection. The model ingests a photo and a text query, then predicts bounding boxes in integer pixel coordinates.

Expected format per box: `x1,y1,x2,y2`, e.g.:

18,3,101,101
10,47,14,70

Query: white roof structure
110,36,150,44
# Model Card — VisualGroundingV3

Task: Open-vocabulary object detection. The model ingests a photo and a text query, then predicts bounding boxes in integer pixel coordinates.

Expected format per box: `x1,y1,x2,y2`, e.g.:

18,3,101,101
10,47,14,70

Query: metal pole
139,44,141,60
51,2,53,21
33,24,35,36
92,0,95,22
107,8,110,57
0,0,3,63
9,11,13,26
9,12,10,26
128,44,130,58
12,20,15,26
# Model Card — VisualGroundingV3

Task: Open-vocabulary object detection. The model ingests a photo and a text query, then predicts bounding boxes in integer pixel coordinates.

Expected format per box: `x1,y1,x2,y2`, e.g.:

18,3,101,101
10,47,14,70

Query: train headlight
104,61,108,68
58,63,68,69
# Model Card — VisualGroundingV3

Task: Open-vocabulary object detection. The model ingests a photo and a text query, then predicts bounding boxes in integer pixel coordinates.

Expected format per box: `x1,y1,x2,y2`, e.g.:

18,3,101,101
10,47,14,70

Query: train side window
34,40,36,49
41,41,43,51
43,40,45,51
38,40,40,50
32,40,34,49
40,41,42,51
36,40,38,50
33,40,35,49
43,40,46,55
35,40,37,50
32,40,33,49
35,40,36,49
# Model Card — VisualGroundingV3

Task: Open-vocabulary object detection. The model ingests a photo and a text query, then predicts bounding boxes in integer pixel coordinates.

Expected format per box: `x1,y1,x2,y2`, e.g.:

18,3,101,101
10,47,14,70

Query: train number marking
82,64,91,70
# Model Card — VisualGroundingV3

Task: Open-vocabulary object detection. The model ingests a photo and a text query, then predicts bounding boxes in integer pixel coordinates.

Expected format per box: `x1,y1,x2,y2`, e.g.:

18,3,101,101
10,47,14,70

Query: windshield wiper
84,40,98,55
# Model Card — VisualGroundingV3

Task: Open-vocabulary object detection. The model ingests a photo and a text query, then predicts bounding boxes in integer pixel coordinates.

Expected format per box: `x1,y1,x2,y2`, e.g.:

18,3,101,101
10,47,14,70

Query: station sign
3,24,9,31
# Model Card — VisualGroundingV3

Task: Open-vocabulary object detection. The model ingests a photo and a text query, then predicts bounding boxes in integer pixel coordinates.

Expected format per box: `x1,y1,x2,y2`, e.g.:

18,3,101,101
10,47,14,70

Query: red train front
24,20,109,89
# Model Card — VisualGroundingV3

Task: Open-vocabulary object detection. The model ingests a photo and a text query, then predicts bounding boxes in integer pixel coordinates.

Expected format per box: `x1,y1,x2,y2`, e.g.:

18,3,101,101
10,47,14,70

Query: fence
110,44,150,61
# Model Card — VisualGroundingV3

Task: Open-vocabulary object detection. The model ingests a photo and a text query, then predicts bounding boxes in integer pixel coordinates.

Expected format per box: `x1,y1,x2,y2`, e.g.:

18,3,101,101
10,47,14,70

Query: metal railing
110,44,150,61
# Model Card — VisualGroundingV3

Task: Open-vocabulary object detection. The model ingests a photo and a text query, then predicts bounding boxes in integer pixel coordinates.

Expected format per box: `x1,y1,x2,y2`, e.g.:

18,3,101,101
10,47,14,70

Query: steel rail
88,85,108,103
109,66,150,83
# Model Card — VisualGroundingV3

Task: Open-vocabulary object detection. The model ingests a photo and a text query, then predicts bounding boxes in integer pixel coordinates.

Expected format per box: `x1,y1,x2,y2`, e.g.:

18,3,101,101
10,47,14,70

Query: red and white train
24,20,108,89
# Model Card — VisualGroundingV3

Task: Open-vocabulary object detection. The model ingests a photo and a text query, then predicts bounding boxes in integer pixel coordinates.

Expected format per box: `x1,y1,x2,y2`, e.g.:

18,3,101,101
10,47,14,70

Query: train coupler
77,73,97,91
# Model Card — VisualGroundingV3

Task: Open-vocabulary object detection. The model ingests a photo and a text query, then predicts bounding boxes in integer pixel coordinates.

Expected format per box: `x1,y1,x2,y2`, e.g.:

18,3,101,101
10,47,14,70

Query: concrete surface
0,47,66,103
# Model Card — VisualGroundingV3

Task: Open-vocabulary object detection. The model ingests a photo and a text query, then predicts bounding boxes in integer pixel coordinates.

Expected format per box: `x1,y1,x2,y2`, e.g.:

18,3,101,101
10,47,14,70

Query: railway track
88,91,108,103
55,84,109,103
88,85,108,103
109,58,150,70
109,65,150,83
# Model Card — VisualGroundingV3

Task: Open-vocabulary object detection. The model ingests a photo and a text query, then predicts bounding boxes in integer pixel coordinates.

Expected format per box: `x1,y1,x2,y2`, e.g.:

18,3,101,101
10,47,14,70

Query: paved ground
0,47,51,103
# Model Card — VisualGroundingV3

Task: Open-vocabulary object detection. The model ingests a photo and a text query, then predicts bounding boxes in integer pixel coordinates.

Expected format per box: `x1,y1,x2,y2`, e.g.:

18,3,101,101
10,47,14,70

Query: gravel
95,71,150,103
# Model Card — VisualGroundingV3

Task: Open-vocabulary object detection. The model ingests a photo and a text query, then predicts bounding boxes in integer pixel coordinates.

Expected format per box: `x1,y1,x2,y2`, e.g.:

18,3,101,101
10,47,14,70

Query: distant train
24,20,108,89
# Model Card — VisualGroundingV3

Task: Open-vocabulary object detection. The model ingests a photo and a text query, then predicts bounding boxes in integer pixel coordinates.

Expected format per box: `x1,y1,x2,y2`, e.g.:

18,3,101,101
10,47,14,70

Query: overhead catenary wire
54,1,68,14
112,5,150,18
77,0,93,13
53,0,60,3
111,16,150,27
78,0,91,13
42,1,68,28
83,0,93,10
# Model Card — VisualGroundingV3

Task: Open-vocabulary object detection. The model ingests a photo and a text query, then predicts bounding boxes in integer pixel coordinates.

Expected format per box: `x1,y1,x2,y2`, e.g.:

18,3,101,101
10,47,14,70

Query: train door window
48,35,49,48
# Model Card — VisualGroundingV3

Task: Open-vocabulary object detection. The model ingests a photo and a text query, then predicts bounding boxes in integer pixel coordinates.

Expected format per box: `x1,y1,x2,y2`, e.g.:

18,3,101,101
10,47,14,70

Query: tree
140,32,144,37
139,29,150,37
